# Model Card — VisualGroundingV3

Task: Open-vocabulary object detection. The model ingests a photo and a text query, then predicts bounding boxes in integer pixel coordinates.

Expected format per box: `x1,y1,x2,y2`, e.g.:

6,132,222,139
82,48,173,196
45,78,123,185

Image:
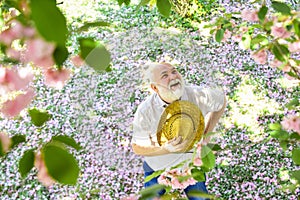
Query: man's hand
163,136,188,153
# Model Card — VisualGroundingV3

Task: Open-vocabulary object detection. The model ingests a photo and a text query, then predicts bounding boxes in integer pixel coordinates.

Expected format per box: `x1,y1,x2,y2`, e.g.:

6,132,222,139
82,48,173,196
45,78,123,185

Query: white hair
141,62,173,85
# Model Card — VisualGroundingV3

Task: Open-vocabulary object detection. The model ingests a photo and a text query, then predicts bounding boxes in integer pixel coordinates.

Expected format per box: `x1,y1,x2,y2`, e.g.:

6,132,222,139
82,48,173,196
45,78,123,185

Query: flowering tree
0,0,111,187
125,0,300,199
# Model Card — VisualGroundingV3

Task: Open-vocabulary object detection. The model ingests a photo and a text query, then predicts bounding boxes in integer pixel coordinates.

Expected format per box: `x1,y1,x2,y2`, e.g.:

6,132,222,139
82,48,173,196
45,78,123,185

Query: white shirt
132,85,225,171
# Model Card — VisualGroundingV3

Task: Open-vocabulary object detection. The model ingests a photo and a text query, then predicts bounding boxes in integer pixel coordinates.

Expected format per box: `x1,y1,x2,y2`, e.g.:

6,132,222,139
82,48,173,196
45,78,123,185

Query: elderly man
131,62,226,199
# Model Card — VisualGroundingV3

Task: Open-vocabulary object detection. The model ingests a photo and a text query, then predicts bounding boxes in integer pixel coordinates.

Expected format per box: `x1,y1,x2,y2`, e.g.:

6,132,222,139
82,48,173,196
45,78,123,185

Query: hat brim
157,100,205,151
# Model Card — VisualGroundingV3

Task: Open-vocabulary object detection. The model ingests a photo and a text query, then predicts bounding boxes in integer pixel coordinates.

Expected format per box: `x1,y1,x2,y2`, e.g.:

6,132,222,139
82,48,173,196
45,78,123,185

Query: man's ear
150,83,158,93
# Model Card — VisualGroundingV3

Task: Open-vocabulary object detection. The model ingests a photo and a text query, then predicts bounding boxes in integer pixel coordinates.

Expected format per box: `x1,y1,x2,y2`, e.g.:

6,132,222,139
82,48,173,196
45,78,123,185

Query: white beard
157,79,184,103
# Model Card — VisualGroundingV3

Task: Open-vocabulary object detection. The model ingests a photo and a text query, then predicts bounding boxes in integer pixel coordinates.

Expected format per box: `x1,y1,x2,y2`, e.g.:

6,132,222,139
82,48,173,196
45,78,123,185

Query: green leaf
271,43,289,62
293,20,300,38
269,123,282,130
19,149,35,178
76,21,110,32
241,33,251,49
156,0,171,17
290,132,300,140
29,0,67,45
145,169,164,183
201,145,215,170
271,1,291,15
292,148,300,165
207,143,222,151
269,130,289,140
10,135,26,149
191,168,205,182
139,184,166,199
279,140,288,151
137,0,151,8
251,34,268,46
78,38,111,72
42,144,79,185
53,45,69,66
285,98,299,110
215,29,224,43
258,6,268,22
28,108,52,127
186,190,216,199
290,170,300,183
51,135,82,151
0,141,3,157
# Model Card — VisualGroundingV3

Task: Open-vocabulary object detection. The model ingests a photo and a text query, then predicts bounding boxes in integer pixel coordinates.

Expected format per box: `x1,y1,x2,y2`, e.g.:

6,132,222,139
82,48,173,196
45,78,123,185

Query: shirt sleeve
203,88,225,112
131,105,153,146
195,87,225,114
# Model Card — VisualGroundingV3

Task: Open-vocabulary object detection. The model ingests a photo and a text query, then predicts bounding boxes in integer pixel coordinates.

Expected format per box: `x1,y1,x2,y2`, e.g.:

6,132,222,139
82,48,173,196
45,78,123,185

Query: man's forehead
154,64,176,74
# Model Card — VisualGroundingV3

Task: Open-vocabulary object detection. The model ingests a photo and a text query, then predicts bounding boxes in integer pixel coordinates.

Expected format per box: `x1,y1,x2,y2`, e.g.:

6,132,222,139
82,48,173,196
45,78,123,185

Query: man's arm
132,136,188,156
204,96,227,134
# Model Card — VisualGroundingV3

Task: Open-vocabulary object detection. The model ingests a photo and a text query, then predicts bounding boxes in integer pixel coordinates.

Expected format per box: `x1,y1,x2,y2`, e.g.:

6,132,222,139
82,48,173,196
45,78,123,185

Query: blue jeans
143,161,208,200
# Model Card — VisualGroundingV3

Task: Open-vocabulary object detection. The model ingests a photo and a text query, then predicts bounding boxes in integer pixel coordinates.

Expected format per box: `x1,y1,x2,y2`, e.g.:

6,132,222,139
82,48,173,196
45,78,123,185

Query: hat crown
157,100,205,151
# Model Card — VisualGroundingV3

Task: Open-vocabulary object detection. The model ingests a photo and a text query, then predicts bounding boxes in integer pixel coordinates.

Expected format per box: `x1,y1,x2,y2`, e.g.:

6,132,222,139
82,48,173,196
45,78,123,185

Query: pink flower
6,48,21,60
0,132,11,153
0,21,35,45
120,194,139,200
34,151,56,187
44,68,71,89
158,174,171,186
251,49,268,65
23,38,55,68
71,55,84,67
232,34,242,42
0,29,16,45
222,29,232,42
0,67,33,92
270,59,283,68
193,156,202,166
271,24,291,39
0,88,35,118
281,115,300,134
171,177,184,189
241,10,259,22
288,41,300,53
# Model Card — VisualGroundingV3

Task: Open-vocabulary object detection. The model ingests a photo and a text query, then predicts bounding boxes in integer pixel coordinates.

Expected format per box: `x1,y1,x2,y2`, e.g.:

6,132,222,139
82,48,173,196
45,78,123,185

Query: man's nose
170,73,177,80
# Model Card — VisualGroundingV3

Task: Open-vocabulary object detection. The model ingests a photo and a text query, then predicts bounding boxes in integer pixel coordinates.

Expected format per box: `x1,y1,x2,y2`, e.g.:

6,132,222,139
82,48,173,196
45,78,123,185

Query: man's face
151,64,184,103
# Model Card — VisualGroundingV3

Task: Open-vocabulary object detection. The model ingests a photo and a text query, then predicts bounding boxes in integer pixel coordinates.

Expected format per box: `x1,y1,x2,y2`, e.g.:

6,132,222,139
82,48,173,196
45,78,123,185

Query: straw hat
157,100,205,151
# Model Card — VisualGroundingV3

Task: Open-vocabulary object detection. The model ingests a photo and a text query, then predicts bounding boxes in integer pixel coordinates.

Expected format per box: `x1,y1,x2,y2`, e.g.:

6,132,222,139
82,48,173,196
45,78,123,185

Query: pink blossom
44,68,71,89
0,67,33,92
71,55,84,67
193,156,202,166
6,48,21,60
288,41,300,53
232,34,242,42
0,21,35,45
0,29,16,45
171,178,185,189
23,38,55,68
241,10,259,22
270,59,283,68
251,49,268,65
158,174,171,186
271,24,291,39
222,29,232,42
0,132,11,153
282,65,291,72
0,88,35,118
120,194,139,200
34,151,56,187
281,115,300,134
